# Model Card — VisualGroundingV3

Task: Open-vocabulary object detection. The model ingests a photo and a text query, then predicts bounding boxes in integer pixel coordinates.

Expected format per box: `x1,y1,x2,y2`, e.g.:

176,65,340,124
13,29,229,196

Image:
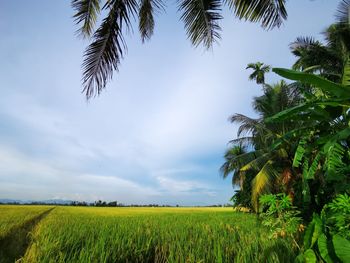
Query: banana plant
266,67,350,215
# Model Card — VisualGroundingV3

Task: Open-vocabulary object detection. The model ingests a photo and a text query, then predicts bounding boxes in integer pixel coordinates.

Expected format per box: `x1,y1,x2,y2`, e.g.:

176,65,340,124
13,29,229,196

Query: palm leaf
81,0,138,98
179,0,222,49
335,0,350,24
290,36,320,50
229,113,270,137
72,0,101,38
240,152,269,171
251,160,278,209
226,0,287,29
229,136,254,147
139,0,165,42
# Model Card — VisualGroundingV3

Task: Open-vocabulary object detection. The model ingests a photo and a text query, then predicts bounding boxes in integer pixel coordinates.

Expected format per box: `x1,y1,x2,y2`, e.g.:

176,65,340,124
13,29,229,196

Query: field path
0,207,55,263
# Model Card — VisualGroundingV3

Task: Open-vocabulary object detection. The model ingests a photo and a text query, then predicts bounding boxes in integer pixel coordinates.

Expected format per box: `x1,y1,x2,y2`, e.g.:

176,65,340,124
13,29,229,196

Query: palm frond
72,0,101,38
290,36,319,50
225,0,287,29
139,0,165,42
221,145,243,174
179,0,222,49
335,0,350,25
229,113,260,137
81,0,138,98
229,136,254,147
246,62,258,69
251,160,278,210
240,152,269,172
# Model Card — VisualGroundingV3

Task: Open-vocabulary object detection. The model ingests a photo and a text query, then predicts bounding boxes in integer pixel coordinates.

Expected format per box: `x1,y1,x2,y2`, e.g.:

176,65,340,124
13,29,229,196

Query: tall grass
23,207,297,262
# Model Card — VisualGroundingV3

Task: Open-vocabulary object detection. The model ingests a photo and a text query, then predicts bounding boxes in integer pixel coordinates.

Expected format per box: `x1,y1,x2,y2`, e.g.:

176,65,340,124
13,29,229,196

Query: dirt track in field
0,207,54,263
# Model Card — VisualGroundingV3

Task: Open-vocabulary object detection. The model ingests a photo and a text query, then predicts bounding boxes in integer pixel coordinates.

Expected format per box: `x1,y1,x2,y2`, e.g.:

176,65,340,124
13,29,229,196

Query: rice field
0,206,52,239
0,206,297,262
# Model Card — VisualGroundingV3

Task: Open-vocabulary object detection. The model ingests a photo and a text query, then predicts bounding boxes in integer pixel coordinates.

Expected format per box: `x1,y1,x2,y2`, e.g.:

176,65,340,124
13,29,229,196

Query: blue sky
0,1,339,205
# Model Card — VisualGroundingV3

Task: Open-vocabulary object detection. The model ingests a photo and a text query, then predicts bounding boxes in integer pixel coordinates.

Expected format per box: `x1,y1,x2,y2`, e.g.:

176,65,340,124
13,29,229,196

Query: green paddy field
0,206,296,262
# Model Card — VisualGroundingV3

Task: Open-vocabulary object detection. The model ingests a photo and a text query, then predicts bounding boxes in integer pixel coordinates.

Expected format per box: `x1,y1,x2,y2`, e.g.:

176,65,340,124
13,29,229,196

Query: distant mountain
41,199,74,204
0,199,74,204
0,198,23,204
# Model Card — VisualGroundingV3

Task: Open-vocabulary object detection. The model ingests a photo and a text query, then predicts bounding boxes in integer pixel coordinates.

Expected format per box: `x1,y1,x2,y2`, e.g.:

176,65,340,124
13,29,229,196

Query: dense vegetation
221,1,350,262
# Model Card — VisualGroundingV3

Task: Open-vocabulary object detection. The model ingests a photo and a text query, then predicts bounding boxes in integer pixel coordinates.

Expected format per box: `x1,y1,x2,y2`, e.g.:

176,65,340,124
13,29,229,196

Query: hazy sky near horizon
0,1,339,205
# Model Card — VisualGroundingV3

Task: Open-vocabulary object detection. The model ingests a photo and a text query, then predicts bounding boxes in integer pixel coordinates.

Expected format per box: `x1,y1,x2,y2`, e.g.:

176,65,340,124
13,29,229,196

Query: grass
18,206,297,262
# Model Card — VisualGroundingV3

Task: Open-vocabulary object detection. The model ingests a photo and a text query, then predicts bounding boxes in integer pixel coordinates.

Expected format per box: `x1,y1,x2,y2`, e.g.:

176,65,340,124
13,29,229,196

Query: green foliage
332,235,350,263
246,62,271,84
303,214,322,249
272,68,350,98
303,249,317,263
270,66,350,213
323,193,350,240
297,194,350,262
324,142,346,177
317,234,333,263
293,139,306,168
259,194,302,241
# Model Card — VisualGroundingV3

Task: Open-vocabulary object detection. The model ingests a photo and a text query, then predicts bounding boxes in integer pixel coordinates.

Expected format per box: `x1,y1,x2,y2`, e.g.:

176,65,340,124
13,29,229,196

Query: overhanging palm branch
335,0,350,25
226,0,287,29
179,0,222,49
72,0,101,38
251,160,279,209
73,0,289,98
81,0,138,98
139,0,165,42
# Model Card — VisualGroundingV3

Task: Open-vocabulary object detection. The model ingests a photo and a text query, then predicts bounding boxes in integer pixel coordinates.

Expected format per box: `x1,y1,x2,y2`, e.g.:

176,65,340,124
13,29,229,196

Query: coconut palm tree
72,0,288,98
246,62,271,85
290,1,350,82
220,144,248,188
220,144,258,208
222,80,303,210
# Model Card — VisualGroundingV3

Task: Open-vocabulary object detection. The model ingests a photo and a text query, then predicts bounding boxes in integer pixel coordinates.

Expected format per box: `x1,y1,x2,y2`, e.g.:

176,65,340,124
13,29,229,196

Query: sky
0,0,340,205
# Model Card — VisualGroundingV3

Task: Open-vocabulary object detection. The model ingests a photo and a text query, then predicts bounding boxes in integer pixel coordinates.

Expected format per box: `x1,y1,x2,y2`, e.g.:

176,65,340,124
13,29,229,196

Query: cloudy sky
0,1,339,205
